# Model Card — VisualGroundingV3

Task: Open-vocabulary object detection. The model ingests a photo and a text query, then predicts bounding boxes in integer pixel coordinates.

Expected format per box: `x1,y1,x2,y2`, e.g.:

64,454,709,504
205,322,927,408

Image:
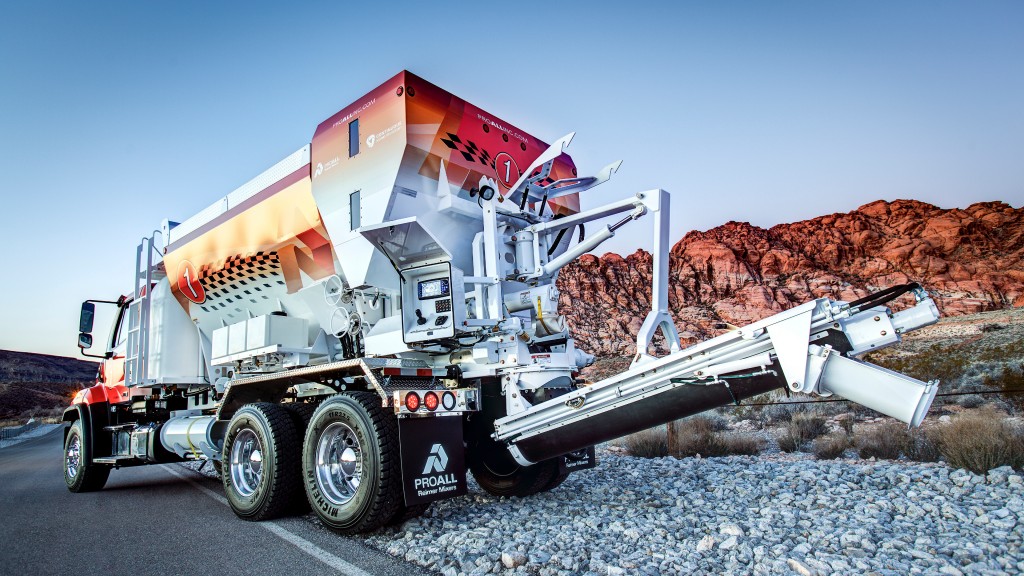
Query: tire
302,393,403,534
385,502,431,527
543,471,570,492
469,453,561,497
283,402,317,431
222,403,303,521
282,402,318,514
64,420,110,492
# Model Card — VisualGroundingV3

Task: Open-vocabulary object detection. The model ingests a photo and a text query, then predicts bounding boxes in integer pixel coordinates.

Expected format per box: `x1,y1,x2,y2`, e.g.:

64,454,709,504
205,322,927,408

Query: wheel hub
66,435,81,479
230,429,263,497
315,422,362,506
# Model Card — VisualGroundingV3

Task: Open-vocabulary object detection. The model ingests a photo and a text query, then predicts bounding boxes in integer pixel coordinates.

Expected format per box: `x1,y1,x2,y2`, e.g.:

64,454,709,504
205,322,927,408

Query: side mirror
79,302,96,333
78,332,93,350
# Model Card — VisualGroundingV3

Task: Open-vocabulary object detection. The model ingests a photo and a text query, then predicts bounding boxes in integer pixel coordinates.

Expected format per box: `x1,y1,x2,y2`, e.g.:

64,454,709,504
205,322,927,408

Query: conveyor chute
496,287,940,465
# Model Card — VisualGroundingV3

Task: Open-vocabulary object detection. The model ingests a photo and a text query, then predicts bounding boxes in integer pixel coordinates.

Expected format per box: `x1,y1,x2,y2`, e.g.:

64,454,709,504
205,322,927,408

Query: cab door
98,300,130,386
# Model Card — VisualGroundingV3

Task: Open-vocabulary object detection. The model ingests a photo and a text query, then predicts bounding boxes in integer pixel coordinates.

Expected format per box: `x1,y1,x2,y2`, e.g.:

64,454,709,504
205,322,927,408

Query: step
92,456,144,467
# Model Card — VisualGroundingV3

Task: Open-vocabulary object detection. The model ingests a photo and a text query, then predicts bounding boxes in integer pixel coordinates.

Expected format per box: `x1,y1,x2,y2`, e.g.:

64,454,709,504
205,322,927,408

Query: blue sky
1,1,1021,358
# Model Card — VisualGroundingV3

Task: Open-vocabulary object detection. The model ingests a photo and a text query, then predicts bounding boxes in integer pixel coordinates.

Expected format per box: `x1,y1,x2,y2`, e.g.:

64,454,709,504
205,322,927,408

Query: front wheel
64,420,110,492
302,393,403,534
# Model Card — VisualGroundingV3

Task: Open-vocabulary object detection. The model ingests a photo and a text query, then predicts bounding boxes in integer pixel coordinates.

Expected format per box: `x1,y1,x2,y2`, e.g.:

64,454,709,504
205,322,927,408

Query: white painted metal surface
167,145,311,246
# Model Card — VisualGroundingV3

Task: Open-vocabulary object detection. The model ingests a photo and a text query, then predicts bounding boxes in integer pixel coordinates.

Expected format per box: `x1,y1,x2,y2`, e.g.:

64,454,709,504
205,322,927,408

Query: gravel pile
363,448,1024,576
184,447,1024,575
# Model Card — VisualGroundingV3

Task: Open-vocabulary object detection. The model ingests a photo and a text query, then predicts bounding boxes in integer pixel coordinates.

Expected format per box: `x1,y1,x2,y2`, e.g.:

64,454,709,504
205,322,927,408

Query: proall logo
365,134,376,148
314,162,324,178
422,444,448,474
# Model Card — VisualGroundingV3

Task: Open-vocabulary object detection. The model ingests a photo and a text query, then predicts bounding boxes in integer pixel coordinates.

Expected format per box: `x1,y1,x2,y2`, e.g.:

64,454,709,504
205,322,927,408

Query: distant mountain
558,200,1024,356
0,350,97,420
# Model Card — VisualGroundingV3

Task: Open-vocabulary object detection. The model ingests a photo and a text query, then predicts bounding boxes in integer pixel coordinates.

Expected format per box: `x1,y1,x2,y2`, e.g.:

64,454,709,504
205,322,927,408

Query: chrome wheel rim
230,429,263,497
315,422,362,506
66,435,81,479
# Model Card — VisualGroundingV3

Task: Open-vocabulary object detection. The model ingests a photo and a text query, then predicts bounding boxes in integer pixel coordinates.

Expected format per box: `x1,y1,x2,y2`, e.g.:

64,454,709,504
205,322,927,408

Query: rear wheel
282,402,318,514
470,452,561,497
222,403,303,521
284,402,317,430
386,502,431,527
64,420,110,492
543,471,570,492
302,393,403,534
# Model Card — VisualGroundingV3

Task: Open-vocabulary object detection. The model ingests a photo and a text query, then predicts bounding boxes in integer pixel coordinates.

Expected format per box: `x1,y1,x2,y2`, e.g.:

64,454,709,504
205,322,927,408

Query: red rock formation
557,200,1024,357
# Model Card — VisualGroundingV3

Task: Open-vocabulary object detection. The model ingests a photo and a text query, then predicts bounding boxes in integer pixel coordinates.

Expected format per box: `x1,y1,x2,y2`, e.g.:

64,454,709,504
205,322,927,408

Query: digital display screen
418,278,450,300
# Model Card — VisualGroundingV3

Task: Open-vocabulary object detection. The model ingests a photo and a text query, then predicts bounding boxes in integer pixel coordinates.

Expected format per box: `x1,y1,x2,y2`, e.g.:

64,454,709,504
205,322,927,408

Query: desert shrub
776,433,799,453
714,434,764,456
957,394,986,409
848,401,880,418
836,415,855,436
856,421,911,460
776,412,829,453
700,413,730,432
674,432,764,457
674,417,720,457
808,401,852,419
813,433,849,459
931,408,1024,473
679,415,728,434
979,342,1024,364
760,402,798,424
982,365,1024,413
673,417,763,457
24,406,64,423
624,428,669,458
906,428,942,462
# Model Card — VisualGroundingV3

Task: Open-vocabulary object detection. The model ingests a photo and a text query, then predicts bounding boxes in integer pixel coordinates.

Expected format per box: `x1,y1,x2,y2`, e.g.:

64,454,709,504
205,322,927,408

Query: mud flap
398,415,467,506
559,446,597,474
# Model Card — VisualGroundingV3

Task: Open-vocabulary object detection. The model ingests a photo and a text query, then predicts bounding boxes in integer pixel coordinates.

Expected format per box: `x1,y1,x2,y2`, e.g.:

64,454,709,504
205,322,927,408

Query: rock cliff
557,200,1024,356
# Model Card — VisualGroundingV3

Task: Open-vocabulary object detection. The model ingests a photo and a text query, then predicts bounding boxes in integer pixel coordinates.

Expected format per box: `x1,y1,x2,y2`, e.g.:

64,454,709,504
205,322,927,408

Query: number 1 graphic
503,159,511,183
183,267,199,299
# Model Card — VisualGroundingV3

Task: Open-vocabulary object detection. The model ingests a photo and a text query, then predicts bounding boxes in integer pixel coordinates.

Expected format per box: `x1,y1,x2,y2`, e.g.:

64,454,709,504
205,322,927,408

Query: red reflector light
405,392,421,411
424,391,439,411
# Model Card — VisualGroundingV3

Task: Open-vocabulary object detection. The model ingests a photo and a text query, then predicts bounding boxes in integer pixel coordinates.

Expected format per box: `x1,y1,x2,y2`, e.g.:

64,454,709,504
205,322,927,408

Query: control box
401,263,465,344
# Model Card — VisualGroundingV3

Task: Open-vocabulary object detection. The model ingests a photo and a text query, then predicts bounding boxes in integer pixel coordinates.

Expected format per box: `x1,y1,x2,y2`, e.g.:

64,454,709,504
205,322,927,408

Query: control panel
401,262,465,344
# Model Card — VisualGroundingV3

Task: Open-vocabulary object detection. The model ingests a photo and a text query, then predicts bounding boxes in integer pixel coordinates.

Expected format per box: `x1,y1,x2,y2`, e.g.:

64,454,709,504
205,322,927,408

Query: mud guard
62,403,111,460
398,415,467,506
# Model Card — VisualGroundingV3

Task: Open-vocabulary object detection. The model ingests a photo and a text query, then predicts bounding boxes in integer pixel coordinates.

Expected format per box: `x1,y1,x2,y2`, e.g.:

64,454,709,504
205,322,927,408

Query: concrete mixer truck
68,71,942,534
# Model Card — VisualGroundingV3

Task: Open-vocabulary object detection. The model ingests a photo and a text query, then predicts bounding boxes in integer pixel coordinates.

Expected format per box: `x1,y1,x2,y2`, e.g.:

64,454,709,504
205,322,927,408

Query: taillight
424,392,439,411
405,392,421,412
441,391,456,411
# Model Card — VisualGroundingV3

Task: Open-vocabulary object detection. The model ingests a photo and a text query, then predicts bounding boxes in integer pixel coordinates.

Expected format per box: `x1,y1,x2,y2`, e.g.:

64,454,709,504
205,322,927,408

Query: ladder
125,232,166,388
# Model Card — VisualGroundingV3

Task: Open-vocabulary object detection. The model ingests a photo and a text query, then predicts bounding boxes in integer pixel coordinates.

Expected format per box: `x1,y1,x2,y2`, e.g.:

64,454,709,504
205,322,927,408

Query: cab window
108,302,131,352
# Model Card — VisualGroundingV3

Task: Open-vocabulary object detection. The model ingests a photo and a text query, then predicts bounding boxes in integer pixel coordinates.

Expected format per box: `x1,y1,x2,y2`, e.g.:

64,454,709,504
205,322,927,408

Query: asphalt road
0,426,435,576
